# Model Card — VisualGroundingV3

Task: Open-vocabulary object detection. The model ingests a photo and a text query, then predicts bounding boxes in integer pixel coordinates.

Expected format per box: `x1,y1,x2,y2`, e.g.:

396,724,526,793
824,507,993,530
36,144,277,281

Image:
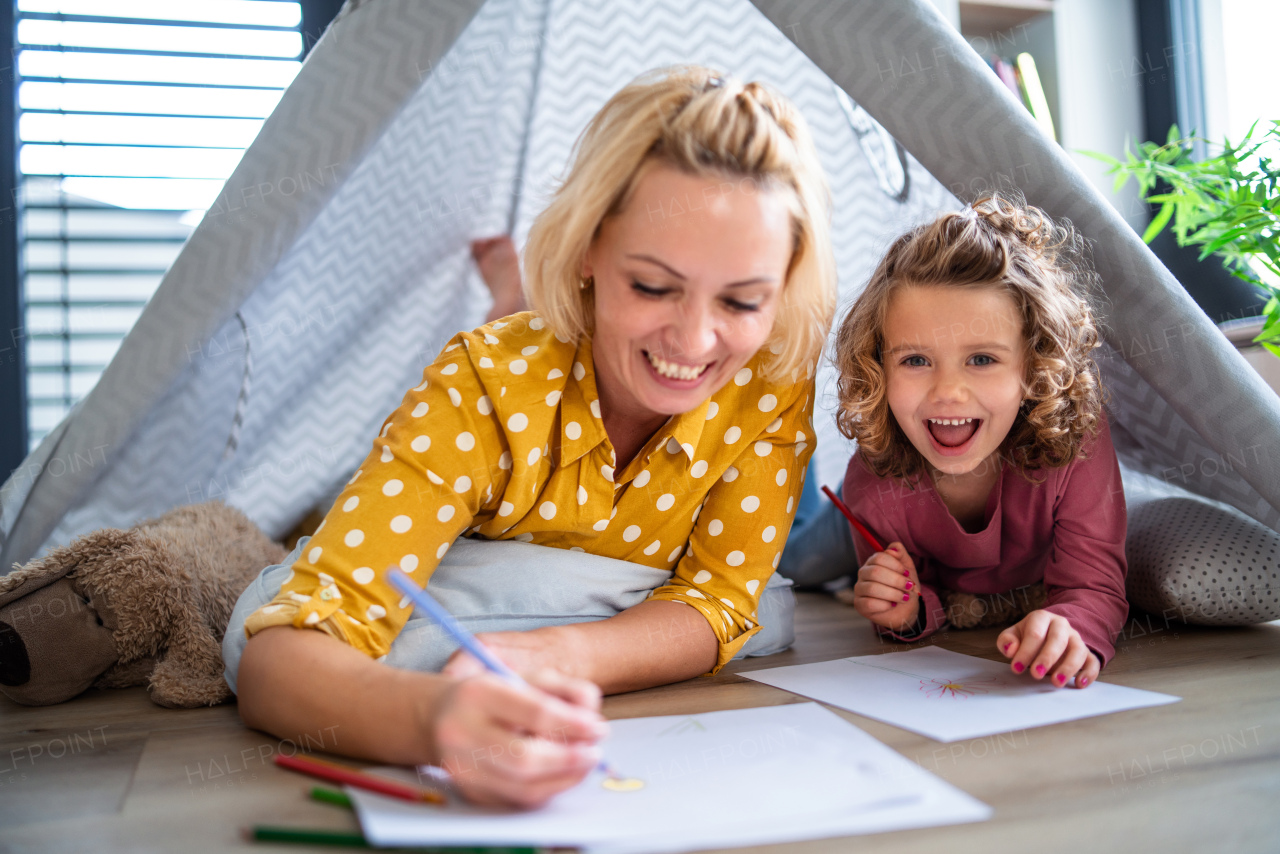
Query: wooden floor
2,593,1279,853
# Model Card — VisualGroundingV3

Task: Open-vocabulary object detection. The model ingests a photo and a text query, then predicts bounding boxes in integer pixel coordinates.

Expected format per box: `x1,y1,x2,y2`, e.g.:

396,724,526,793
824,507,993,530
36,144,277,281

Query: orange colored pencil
274,753,445,805
820,485,886,552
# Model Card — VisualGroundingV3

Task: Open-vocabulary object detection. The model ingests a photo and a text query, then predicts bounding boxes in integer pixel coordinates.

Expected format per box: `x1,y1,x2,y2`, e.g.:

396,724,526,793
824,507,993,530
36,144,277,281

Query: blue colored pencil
389,568,522,680
386,567,620,779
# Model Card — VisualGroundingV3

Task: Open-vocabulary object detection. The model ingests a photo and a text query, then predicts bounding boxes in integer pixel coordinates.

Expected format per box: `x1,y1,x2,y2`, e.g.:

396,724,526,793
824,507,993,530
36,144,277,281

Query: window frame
1133,0,1265,324
2,0,30,481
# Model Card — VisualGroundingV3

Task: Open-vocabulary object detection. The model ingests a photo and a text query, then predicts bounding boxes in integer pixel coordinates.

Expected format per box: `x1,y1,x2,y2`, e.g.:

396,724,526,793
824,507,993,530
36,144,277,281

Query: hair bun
969,193,1055,253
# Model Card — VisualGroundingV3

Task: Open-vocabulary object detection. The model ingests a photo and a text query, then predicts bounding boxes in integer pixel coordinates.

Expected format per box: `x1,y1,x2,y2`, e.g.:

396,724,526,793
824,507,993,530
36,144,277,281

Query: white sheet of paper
741,647,1180,742
347,703,990,852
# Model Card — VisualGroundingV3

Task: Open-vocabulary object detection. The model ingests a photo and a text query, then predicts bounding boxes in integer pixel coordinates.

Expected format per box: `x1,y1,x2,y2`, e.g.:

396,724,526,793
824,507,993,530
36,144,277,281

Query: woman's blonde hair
523,65,836,382
833,192,1106,484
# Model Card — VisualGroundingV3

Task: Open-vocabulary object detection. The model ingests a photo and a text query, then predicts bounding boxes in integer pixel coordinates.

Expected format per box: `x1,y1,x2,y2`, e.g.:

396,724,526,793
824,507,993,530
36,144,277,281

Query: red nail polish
902,570,910,577
1055,673,1066,684
902,594,910,602
1013,662,1024,673
1034,664,1046,677
1001,643,1010,653
1079,676,1090,688
905,581,914,590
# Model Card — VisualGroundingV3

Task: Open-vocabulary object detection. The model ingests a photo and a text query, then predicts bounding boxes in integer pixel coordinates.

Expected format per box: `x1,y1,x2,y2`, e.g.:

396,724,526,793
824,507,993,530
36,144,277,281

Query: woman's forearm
236,625,447,766
552,599,719,694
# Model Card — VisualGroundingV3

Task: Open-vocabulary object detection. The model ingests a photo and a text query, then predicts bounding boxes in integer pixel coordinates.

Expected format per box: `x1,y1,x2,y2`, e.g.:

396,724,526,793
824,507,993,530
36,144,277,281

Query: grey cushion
1126,497,1280,625
223,536,794,692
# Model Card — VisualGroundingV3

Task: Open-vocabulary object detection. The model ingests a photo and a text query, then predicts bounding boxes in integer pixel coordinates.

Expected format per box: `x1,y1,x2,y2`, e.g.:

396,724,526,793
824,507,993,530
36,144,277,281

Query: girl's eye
970,354,996,366
724,298,761,313
902,355,928,367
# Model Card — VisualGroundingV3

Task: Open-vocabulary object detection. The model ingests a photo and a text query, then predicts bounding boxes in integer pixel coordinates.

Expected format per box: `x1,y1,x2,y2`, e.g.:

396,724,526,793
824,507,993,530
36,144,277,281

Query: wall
1054,0,1147,231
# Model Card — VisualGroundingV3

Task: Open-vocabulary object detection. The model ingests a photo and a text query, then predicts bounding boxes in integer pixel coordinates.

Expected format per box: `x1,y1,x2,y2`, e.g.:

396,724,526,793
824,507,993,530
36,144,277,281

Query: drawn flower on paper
657,717,707,737
918,676,1002,699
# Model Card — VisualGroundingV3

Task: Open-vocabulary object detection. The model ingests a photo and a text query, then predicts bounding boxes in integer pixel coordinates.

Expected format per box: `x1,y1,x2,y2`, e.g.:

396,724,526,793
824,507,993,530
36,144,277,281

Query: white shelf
946,0,1146,231
959,0,1054,37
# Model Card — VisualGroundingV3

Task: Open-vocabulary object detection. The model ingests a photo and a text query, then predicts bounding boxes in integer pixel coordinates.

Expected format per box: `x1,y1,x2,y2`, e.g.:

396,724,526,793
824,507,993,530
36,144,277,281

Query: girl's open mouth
924,417,981,456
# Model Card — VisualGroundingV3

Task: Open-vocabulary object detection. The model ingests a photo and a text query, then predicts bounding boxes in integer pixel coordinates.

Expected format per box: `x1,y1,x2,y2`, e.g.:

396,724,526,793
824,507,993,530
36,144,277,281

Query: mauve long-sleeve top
841,413,1129,665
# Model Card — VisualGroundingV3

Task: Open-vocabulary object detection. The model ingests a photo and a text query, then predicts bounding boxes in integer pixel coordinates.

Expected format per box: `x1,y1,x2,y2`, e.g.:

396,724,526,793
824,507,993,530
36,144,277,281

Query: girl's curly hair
833,192,1107,485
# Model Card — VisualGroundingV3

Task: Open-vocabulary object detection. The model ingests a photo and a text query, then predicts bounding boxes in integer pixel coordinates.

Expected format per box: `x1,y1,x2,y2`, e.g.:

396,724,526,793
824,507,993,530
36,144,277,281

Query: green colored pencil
250,825,367,846
310,785,354,809
250,823,546,852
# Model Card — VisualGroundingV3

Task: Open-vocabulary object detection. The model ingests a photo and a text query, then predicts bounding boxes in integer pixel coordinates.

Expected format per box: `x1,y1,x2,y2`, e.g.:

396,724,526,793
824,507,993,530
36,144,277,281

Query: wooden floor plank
1,591,1278,852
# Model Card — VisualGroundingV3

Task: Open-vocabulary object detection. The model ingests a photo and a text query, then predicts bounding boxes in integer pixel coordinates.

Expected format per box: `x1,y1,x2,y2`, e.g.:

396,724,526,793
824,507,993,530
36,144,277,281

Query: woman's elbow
234,626,292,730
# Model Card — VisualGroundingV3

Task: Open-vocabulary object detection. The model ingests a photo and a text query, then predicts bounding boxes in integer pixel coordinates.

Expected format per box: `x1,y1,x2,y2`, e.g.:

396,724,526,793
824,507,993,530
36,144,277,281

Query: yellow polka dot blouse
243,311,816,673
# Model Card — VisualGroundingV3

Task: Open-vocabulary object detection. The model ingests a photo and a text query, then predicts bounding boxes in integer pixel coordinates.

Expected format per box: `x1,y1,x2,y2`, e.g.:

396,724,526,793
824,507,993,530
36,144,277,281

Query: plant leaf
1142,201,1175,244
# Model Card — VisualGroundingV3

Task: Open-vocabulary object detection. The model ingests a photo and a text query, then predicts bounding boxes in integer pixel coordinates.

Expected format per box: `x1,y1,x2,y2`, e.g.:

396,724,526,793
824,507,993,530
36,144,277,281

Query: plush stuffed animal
936,582,1047,629
0,500,286,708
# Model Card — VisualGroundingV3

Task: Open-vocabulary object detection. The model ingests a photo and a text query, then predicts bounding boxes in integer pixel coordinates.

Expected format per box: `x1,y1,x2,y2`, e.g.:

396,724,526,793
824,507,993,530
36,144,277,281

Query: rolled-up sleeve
243,335,509,658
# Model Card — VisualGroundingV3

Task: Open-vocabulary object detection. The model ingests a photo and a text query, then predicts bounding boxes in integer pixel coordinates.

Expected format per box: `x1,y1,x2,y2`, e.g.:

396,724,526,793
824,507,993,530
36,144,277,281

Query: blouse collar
556,334,708,470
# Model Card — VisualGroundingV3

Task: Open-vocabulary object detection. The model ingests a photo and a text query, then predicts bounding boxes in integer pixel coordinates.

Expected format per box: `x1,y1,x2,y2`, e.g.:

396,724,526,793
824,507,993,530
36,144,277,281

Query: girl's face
584,163,793,424
882,284,1027,478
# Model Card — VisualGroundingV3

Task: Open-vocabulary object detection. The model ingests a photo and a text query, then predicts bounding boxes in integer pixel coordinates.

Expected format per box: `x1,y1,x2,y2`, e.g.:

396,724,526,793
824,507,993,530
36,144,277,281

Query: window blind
14,0,303,450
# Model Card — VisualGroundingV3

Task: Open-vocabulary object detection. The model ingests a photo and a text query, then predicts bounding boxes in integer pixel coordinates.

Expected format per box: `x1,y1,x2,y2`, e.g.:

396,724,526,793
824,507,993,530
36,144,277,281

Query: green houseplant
1089,120,1280,358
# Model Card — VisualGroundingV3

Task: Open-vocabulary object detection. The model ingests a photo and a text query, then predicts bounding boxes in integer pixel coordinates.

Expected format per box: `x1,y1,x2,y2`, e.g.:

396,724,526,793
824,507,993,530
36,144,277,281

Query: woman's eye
970,354,995,366
724,298,761,313
631,281,670,298
902,355,928,367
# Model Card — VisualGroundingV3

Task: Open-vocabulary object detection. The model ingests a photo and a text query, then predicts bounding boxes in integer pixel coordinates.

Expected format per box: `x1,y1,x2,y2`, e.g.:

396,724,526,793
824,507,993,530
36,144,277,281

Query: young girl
828,193,1127,688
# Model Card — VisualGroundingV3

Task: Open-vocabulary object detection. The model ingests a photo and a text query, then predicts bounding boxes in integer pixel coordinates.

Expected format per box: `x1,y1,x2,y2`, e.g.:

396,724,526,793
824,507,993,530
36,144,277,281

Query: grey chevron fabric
2,0,1277,571
34,0,521,556
1,0,955,564
0,0,487,565
749,0,1280,532
511,0,957,497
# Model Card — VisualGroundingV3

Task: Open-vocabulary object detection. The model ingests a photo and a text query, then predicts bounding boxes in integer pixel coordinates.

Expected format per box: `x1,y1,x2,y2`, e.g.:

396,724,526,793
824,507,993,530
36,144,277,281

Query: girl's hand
997,609,1101,689
426,669,608,808
850,541,920,632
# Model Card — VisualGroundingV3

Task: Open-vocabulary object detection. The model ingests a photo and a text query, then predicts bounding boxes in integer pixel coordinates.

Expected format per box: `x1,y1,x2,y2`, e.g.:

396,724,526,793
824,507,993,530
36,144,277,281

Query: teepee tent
2,0,1278,574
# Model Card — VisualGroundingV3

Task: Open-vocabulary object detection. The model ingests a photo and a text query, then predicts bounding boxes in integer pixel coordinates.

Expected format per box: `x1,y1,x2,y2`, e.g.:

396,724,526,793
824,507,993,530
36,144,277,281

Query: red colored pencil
820,485,886,552
274,753,445,805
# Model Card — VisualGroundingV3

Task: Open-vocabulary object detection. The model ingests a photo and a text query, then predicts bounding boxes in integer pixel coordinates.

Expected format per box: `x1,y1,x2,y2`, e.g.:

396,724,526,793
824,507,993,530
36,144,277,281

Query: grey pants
777,479,858,588
222,536,795,693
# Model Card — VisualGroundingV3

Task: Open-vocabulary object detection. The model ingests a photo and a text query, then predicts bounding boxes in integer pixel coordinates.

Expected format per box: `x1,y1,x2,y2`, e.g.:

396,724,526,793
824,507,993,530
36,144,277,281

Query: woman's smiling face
584,163,794,424
882,284,1028,477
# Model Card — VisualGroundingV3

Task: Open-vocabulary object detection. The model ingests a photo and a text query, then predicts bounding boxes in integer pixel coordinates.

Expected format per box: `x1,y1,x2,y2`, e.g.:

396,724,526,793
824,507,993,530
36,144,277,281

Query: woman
232,65,835,807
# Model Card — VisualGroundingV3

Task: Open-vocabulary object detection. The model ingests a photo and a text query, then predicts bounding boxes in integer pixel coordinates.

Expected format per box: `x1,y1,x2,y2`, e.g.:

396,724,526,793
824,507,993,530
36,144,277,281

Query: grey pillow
223,536,794,691
1126,497,1280,625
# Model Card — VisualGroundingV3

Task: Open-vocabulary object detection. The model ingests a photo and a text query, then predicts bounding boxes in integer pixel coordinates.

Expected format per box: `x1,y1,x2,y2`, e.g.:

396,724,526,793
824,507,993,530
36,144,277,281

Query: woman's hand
237,627,603,809
425,669,608,808
997,609,1101,689
850,542,920,632
441,627,572,680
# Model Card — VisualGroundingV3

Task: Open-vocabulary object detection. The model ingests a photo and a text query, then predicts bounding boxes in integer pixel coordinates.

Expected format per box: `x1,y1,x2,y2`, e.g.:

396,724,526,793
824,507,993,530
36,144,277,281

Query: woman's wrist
400,667,456,767
535,623,595,682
